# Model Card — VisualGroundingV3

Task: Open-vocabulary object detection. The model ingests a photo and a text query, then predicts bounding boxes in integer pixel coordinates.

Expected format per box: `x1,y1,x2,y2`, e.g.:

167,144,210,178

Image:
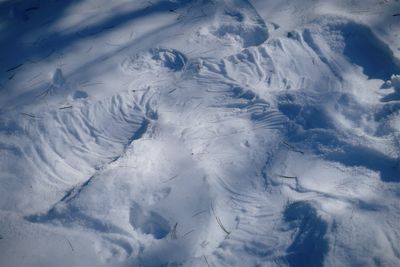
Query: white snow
0,0,400,266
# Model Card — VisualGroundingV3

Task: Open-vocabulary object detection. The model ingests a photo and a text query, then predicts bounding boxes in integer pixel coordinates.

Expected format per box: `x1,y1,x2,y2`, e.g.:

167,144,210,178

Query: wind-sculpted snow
121,48,188,73
283,202,328,267
0,88,157,213
302,18,400,81
208,0,269,48
1,0,400,266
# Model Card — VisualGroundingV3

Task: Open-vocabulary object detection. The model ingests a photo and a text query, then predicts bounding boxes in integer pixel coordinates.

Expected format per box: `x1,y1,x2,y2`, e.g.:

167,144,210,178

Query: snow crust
0,0,400,266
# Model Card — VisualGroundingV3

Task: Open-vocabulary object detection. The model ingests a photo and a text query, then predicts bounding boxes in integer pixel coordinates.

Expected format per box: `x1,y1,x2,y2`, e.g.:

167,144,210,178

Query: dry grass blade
183,229,195,237
275,174,297,179
282,141,304,154
59,105,73,110
20,112,37,118
65,237,74,252
170,222,178,240
203,255,210,267
6,63,23,72
36,88,51,99
211,204,230,235
81,82,104,87
162,174,179,183
168,88,177,94
191,209,207,217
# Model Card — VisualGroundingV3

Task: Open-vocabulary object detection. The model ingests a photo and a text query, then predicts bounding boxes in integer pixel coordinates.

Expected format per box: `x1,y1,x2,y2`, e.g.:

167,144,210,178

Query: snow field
0,0,400,266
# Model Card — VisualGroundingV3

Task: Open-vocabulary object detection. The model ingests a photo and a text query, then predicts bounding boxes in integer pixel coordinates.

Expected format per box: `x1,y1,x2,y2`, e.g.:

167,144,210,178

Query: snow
0,0,400,266
390,74,400,90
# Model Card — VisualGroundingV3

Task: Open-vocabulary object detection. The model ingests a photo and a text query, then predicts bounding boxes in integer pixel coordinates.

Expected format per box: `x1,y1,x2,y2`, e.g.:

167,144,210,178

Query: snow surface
0,0,400,266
